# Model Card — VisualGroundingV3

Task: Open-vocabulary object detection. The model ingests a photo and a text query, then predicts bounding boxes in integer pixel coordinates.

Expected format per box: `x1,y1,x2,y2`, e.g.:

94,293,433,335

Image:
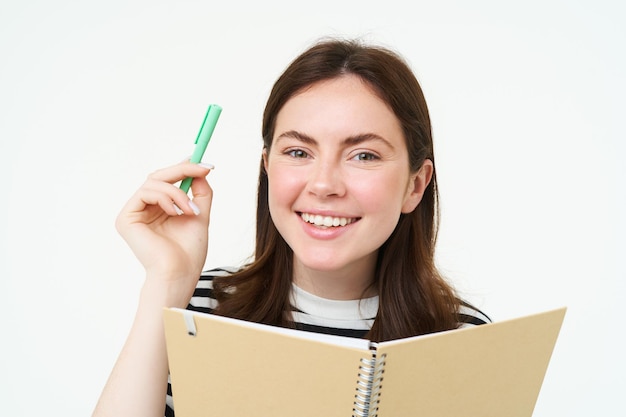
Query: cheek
351,172,408,213
267,167,301,210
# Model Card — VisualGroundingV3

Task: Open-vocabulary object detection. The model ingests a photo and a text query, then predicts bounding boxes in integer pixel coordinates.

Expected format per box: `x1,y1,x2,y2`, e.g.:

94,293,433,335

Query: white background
1,0,624,415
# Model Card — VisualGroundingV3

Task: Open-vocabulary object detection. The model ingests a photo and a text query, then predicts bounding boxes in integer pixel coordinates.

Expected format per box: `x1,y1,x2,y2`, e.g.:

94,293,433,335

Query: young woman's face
265,75,429,281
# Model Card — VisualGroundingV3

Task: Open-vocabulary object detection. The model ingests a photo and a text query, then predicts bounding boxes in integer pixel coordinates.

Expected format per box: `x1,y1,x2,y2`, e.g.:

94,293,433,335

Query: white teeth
301,213,355,227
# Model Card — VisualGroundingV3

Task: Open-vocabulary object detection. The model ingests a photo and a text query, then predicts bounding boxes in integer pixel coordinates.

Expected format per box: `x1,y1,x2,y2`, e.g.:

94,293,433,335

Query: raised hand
116,160,215,306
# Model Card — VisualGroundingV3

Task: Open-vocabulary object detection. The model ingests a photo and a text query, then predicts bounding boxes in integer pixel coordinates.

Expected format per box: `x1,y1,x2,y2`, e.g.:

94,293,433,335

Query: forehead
274,75,402,141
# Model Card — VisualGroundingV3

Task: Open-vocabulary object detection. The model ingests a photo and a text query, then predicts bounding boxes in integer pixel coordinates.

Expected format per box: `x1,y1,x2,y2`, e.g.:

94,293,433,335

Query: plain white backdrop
1,0,624,415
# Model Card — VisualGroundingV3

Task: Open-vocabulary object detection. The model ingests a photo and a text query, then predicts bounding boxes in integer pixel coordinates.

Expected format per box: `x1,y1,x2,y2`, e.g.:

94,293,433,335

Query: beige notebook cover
163,306,566,417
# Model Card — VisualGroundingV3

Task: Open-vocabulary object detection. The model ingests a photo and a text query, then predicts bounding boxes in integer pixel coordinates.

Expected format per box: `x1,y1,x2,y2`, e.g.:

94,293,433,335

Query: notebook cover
164,307,566,417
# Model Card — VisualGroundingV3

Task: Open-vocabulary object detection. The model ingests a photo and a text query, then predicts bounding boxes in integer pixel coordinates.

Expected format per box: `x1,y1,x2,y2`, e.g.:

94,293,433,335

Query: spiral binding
352,351,386,417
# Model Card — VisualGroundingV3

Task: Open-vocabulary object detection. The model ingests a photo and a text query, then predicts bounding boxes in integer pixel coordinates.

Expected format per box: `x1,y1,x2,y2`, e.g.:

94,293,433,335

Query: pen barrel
180,104,222,193
179,177,194,193
191,104,222,163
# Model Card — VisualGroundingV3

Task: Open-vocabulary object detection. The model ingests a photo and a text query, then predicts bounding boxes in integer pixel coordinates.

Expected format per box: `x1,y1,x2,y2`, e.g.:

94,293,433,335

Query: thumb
189,174,213,220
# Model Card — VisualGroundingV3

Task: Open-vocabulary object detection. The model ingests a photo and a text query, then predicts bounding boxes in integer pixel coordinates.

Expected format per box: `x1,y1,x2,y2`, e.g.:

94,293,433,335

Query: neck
292,258,377,300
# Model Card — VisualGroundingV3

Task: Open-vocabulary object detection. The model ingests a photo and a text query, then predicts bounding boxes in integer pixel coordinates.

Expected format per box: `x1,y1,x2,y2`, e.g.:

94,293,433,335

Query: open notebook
163,306,566,417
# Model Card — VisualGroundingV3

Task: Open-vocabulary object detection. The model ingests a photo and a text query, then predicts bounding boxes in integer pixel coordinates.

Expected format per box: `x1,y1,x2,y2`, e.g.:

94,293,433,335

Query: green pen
179,104,222,193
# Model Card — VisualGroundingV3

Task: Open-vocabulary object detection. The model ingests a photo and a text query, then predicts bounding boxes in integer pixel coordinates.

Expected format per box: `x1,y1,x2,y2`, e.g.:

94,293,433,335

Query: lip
296,211,360,240
296,209,360,218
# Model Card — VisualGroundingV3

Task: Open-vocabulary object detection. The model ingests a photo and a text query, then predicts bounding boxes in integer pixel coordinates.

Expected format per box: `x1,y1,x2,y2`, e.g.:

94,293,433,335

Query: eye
286,149,309,158
353,152,379,161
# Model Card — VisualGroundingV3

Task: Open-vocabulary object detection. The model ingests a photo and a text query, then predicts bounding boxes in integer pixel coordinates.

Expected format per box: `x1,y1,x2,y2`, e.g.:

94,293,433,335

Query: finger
176,162,214,215
148,161,214,184
120,161,215,220
188,176,213,219
119,177,184,218
126,187,187,218
116,188,181,235
143,180,203,217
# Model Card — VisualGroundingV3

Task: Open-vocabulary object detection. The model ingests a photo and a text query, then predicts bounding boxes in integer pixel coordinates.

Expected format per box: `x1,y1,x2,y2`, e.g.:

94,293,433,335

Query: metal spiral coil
352,353,386,417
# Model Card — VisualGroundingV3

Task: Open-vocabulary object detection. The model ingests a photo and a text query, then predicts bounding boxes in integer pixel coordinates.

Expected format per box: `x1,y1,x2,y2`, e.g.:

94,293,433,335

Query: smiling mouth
299,212,360,227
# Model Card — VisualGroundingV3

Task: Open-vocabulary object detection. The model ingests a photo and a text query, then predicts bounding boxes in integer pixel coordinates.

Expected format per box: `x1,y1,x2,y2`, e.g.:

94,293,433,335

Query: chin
294,251,373,275
295,254,347,273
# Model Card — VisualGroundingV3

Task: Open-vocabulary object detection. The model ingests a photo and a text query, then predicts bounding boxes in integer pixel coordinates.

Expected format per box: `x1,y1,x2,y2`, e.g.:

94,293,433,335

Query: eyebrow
275,130,394,149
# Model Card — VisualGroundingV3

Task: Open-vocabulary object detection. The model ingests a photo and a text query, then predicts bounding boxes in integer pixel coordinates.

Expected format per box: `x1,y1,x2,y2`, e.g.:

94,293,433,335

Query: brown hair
213,38,461,342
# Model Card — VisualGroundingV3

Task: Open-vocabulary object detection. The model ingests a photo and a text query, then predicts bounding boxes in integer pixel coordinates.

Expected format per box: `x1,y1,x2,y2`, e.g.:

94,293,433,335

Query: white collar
290,283,379,321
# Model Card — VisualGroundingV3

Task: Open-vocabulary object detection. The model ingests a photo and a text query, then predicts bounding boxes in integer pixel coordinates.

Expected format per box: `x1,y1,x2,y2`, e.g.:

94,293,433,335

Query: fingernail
173,203,184,216
189,200,201,216
199,162,215,170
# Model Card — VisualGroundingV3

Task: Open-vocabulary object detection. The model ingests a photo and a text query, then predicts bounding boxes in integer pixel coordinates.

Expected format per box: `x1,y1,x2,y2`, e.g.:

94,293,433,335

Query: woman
92,38,489,417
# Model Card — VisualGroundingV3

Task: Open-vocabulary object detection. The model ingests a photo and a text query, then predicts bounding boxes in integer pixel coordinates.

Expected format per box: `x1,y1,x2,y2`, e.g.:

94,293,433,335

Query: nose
307,160,346,198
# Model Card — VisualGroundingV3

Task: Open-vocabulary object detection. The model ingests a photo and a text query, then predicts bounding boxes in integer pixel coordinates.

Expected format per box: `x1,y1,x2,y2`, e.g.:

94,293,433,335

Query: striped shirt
164,267,490,416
